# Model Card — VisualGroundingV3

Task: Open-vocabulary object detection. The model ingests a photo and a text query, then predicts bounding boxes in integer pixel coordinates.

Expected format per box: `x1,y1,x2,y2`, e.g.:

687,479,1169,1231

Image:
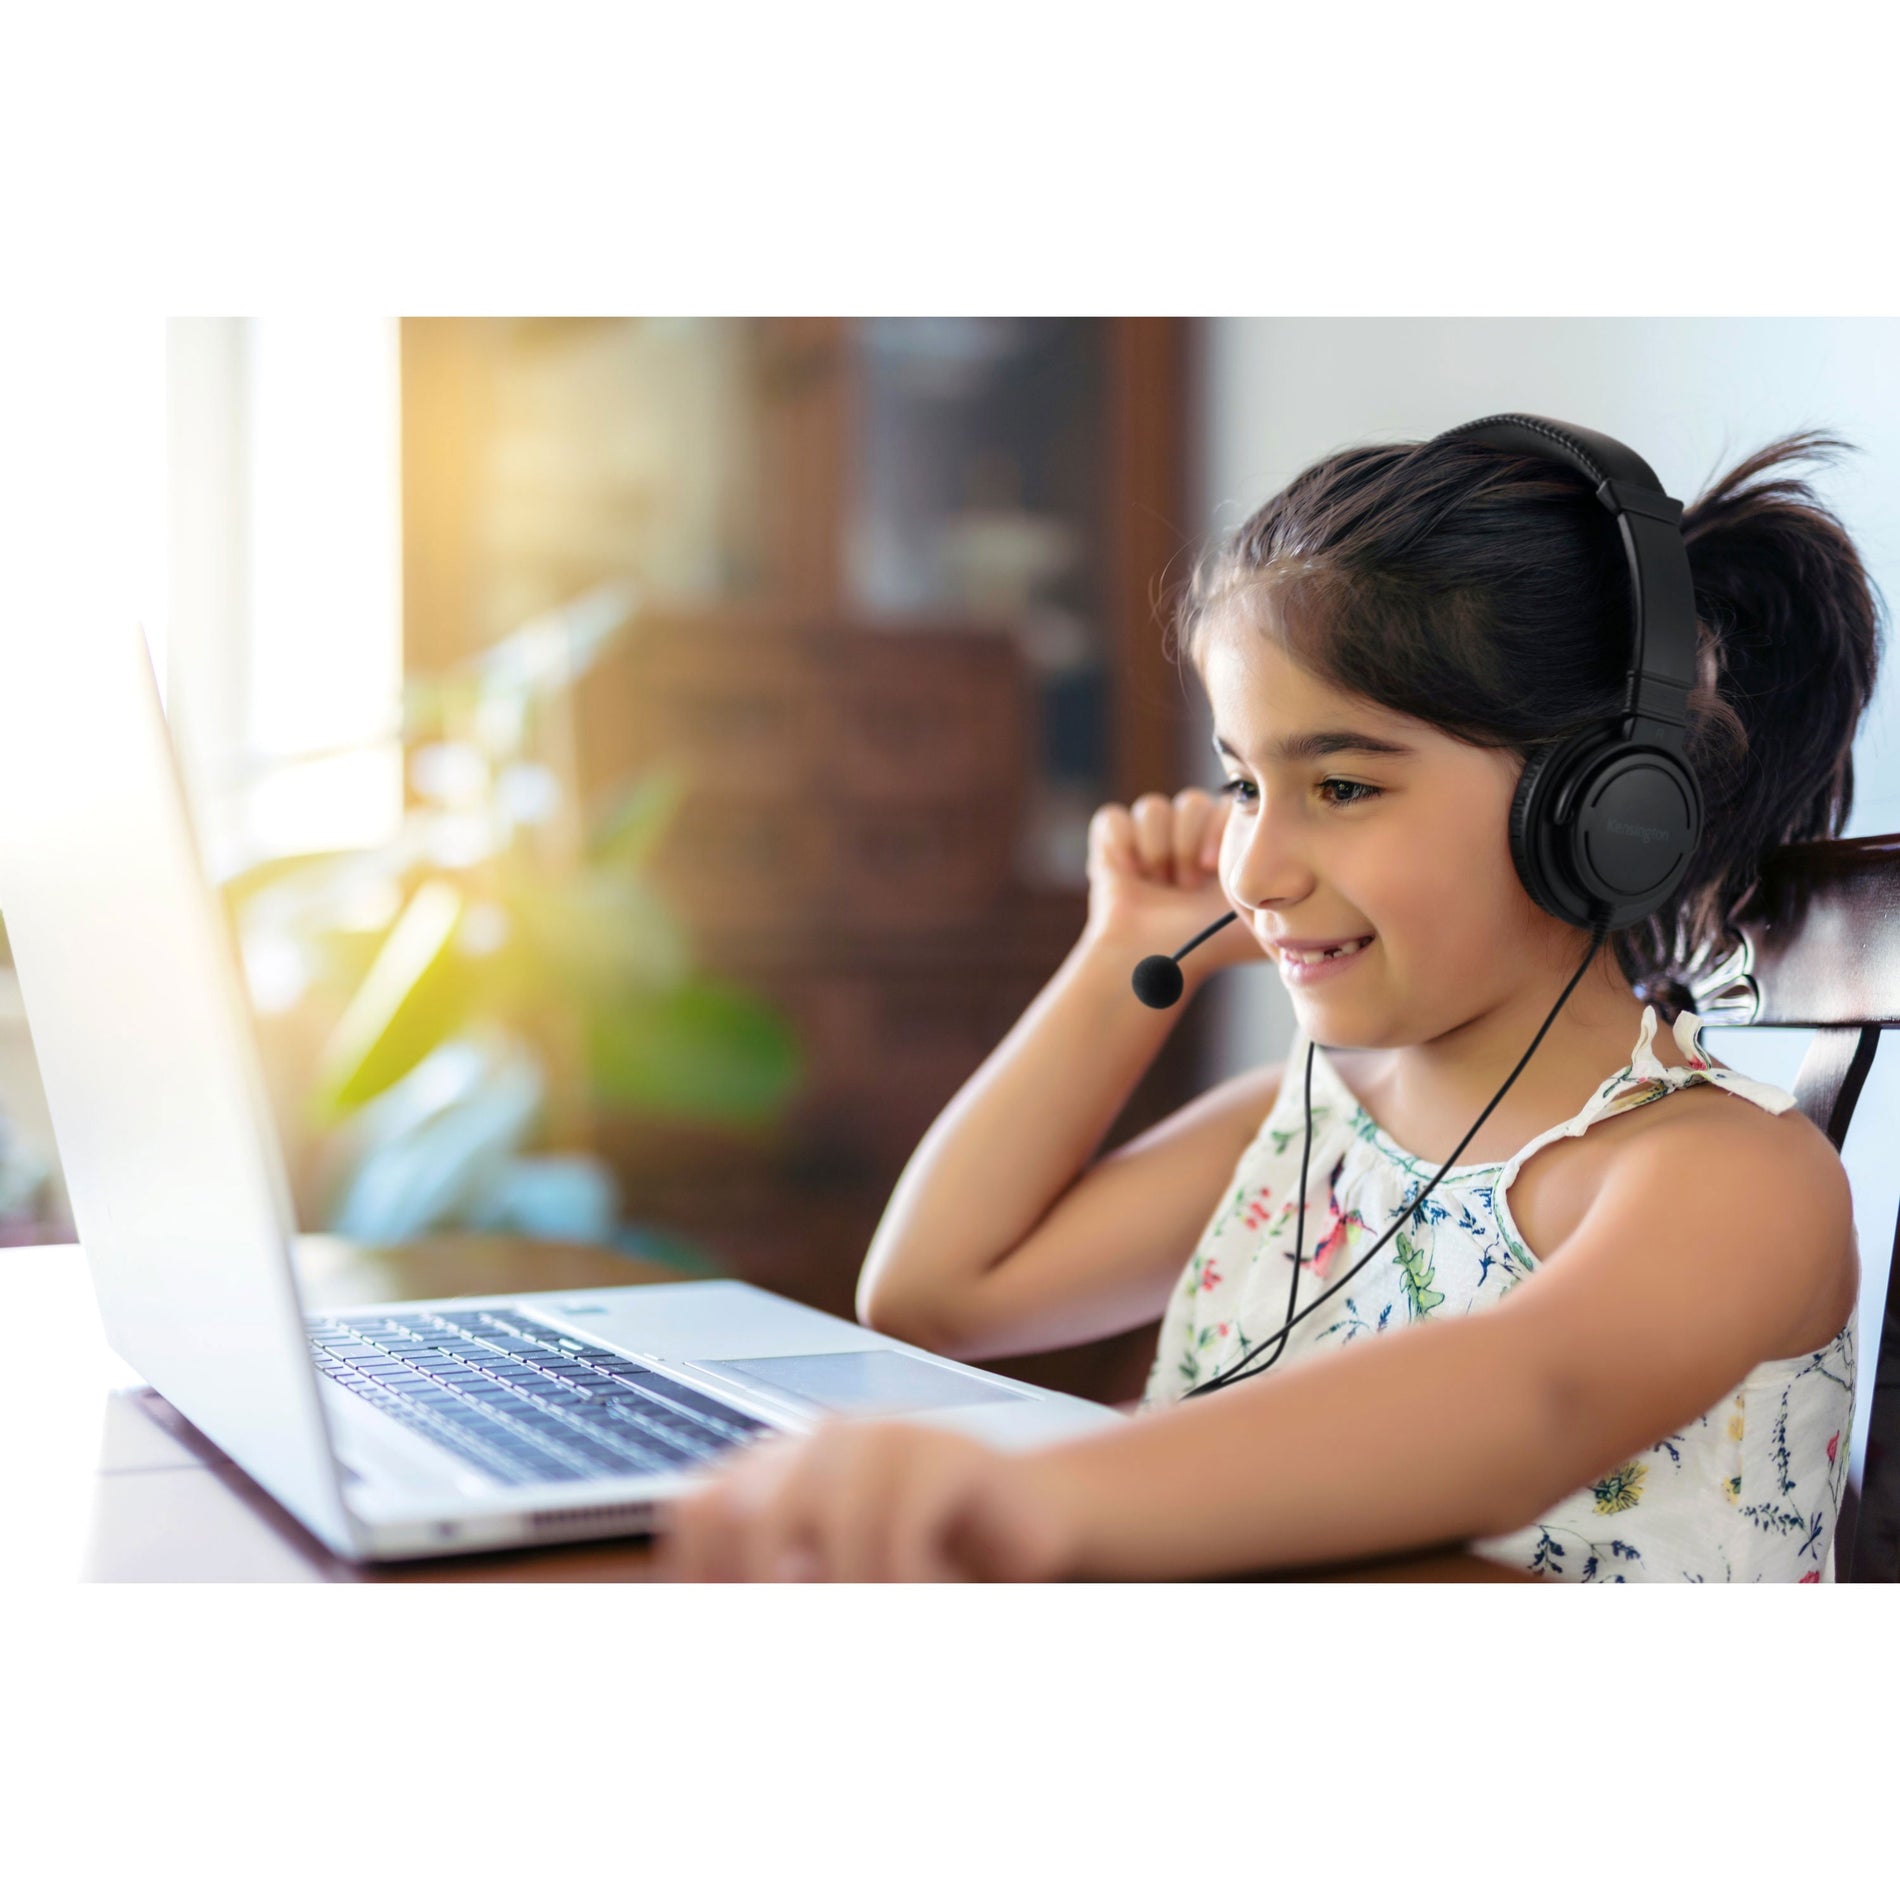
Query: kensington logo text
1603,818,1673,845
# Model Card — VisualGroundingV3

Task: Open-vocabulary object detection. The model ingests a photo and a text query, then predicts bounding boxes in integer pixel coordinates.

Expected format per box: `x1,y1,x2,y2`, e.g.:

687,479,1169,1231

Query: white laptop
0,627,1115,1563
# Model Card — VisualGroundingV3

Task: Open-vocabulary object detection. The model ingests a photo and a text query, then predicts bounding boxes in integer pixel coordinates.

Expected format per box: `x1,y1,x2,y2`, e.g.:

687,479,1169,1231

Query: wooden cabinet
400,318,1206,1402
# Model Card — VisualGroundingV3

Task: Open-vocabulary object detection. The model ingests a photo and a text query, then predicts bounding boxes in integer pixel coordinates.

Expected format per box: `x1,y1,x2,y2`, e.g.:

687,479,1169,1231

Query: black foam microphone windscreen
1131,955,1186,1009
1130,910,1240,1010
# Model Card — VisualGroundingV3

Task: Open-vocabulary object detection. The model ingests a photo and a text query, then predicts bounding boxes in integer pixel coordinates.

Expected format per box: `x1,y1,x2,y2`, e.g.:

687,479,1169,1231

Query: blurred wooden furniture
12,1239,1535,1583
1689,834,1900,1581
394,319,1205,1402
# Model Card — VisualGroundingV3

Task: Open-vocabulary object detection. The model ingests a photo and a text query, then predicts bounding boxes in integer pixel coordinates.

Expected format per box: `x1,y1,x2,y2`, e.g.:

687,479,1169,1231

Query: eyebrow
1212,730,1417,765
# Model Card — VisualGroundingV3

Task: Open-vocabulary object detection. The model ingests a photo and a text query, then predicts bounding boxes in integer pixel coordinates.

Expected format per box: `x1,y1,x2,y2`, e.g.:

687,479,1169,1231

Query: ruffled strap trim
1609,1004,1798,1116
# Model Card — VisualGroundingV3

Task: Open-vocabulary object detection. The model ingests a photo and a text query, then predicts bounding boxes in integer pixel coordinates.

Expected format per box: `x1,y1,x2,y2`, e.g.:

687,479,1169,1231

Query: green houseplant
224,583,801,1262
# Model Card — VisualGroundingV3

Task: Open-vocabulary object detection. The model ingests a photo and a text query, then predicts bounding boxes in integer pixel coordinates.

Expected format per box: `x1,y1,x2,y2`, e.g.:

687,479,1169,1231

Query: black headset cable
1184,919,1609,1399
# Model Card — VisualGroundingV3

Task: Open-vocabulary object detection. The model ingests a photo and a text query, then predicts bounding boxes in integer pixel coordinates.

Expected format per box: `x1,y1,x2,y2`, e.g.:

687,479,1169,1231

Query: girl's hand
654,1418,1079,1582
1084,786,1262,976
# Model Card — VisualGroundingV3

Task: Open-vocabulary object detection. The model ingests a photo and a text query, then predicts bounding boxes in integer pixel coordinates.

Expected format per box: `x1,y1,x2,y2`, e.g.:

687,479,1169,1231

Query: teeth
1284,936,1372,966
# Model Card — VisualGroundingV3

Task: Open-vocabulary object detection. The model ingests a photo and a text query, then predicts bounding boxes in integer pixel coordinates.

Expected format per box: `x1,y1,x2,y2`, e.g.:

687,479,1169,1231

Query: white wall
1192,318,1900,1483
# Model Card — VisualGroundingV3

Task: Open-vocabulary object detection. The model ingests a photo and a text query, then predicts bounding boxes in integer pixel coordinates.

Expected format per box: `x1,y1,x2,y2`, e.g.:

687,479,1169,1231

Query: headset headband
1426,414,1697,742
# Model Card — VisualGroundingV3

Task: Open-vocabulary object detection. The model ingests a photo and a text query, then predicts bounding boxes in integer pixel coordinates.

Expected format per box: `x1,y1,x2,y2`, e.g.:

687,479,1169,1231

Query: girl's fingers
1091,788,1229,892
822,1430,905,1582
664,1437,796,1579
884,1463,969,1582
663,1421,1051,1584
739,1432,848,1581
762,1425,856,1582
1172,788,1221,881
1086,802,1135,880
1129,792,1173,879
802,1422,942,1581
662,1479,744,1581
741,1470,819,1583
731,1423,892,1582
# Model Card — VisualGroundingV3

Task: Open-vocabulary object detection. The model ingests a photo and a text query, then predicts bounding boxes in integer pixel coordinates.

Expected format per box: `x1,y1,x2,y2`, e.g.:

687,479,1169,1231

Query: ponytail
1622,431,1888,1009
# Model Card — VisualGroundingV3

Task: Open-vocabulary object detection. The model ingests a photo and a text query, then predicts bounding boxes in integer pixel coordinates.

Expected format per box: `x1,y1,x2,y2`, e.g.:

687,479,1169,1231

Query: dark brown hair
1174,428,1889,1011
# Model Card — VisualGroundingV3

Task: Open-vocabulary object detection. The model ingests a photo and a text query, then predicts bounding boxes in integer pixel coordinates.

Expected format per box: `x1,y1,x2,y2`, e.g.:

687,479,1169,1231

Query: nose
1225,784,1317,920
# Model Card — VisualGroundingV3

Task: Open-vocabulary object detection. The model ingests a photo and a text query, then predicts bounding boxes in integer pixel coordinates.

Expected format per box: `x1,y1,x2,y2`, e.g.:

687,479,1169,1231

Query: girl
658,425,1885,1583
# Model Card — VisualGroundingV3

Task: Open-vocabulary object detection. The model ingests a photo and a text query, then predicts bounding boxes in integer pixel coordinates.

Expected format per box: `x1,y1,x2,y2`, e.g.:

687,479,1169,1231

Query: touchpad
700,1350,1027,1415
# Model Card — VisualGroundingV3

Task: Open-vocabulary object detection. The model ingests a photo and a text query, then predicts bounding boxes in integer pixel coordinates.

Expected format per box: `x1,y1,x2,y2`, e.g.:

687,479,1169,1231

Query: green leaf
589,766,689,872
309,880,478,1122
1397,1231,1445,1320
585,974,801,1126
512,870,691,1001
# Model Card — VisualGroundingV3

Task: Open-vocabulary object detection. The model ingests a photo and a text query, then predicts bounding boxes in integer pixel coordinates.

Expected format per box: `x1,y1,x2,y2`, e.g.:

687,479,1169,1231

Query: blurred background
3,316,1898,1424
0,316,1203,1401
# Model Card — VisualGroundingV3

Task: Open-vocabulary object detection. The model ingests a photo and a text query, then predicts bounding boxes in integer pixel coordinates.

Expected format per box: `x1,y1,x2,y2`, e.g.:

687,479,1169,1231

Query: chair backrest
1689,835,1900,1582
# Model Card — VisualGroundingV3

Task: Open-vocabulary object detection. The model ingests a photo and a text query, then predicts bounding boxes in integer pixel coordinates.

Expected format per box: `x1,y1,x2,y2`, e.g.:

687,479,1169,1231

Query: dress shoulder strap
1494,1004,1799,1194
1597,1004,1799,1122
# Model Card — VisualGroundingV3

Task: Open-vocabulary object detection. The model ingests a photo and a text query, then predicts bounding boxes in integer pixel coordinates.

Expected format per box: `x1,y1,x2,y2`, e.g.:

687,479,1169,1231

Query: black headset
1131,414,1704,1396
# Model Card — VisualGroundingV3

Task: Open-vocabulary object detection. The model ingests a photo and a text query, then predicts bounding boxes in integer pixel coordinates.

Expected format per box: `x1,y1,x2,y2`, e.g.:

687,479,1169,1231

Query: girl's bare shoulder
1510,1068,1857,1356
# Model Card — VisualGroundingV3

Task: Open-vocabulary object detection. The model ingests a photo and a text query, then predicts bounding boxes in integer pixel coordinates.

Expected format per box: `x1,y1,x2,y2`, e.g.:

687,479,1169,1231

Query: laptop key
313,1311,776,1485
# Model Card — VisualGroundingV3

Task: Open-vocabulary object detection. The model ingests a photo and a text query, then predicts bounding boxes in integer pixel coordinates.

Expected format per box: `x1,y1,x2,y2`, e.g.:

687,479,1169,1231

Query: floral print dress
1142,1007,1857,1582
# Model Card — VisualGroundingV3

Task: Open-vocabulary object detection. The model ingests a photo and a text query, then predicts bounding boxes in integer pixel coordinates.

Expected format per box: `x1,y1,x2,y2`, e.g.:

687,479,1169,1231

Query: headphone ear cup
1509,740,1580,924
1512,726,1703,931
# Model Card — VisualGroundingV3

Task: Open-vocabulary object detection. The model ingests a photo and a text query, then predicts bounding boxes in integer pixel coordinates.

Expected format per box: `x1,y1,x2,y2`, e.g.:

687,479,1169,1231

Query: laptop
0,627,1117,1563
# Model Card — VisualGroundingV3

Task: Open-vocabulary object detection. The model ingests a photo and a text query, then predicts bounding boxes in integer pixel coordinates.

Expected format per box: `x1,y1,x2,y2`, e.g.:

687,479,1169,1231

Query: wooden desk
7,1239,1537,1583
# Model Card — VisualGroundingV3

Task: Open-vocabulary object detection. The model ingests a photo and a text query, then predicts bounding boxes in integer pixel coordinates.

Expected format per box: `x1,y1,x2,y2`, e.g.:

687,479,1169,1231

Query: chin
1290,983,1410,1046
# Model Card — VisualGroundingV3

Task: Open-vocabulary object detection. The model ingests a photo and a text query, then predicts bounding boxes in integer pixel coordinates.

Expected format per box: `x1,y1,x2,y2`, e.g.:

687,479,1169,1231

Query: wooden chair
1688,834,1900,1582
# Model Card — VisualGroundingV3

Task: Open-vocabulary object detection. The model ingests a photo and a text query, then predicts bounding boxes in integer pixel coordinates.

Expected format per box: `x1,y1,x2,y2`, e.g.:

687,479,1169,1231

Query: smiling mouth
1278,935,1375,966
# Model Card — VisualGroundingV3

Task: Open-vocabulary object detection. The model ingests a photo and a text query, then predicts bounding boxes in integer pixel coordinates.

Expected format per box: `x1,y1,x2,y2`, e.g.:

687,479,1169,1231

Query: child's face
1199,614,1571,1050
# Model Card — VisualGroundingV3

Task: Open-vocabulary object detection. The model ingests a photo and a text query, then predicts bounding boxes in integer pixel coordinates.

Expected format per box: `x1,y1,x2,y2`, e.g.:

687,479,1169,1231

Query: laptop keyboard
307,1307,773,1488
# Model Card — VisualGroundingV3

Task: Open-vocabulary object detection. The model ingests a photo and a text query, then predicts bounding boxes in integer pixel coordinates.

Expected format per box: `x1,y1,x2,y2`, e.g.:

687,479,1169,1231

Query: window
168,317,403,877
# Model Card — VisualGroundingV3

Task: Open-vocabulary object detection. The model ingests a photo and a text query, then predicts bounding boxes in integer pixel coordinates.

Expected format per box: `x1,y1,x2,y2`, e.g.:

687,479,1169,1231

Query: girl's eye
1317,777,1380,808
1217,777,1381,809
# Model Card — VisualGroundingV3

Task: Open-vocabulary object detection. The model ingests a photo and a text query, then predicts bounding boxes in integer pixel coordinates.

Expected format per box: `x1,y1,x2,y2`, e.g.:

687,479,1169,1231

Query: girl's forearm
855,926,1203,1341
1027,1307,1567,1580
